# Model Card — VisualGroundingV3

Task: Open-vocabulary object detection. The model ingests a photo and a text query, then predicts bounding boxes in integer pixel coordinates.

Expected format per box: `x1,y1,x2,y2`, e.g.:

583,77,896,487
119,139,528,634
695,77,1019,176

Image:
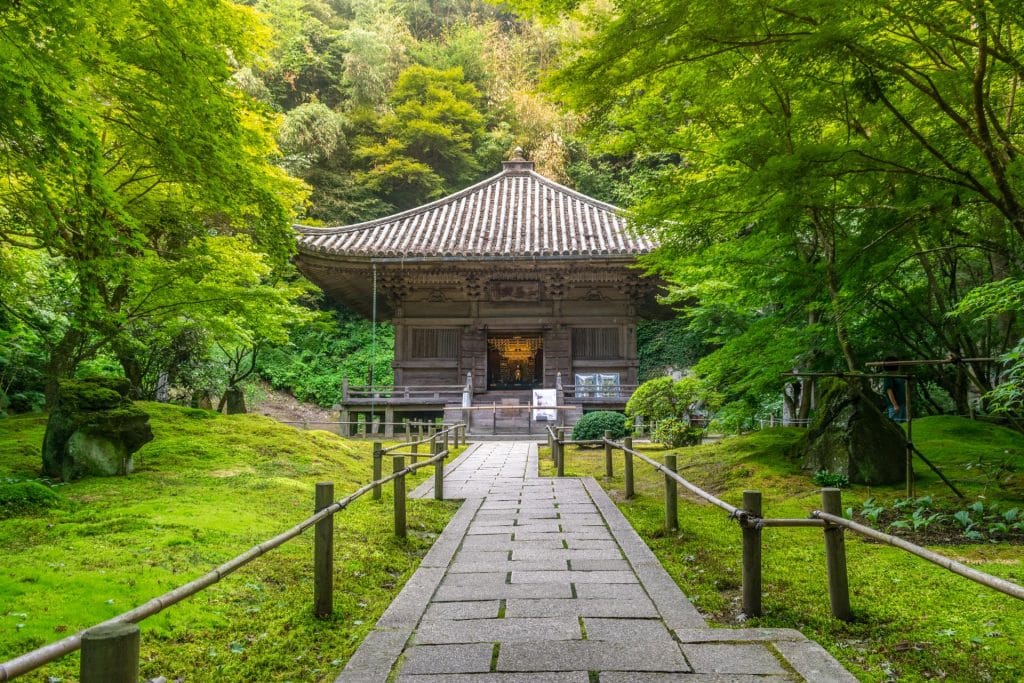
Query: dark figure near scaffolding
882,356,907,423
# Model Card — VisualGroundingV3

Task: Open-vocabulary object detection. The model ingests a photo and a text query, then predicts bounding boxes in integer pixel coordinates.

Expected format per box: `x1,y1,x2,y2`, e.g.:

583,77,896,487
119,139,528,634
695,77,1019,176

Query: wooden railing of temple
341,377,640,405
343,380,466,403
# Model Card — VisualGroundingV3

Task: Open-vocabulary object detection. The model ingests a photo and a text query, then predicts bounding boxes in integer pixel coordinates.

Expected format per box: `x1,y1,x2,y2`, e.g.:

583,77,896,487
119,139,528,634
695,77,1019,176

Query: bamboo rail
0,449,449,682
812,510,1024,601
545,432,1024,623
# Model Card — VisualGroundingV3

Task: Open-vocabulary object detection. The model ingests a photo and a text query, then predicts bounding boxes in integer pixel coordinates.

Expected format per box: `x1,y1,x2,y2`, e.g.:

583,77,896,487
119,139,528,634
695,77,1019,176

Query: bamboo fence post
664,454,678,532
623,436,634,499
80,623,139,683
393,456,407,538
821,488,852,620
433,437,445,501
555,428,565,477
742,490,762,617
547,429,554,459
604,430,614,478
444,427,450,455
314,482,334,619
453,424,460,448
372,442,383,501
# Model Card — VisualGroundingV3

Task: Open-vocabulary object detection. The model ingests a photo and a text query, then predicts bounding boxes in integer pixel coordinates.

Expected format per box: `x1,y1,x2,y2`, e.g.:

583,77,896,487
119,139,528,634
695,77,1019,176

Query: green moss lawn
0,405,458,682
542,416,1024,682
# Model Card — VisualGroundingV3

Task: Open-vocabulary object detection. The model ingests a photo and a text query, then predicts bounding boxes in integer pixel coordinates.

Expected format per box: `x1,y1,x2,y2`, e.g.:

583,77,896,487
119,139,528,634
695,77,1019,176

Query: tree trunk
43,330,87,406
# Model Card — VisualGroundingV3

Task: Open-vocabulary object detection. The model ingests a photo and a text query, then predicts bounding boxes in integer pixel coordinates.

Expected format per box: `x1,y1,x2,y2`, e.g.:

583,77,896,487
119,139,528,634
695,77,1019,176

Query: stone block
497,641,690,672
401,644,494,675
683,643,788,675
413,617,582,644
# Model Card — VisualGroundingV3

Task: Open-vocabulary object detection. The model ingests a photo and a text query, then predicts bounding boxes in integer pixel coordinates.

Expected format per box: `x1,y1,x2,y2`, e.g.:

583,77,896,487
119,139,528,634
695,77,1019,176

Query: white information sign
532,389,557,421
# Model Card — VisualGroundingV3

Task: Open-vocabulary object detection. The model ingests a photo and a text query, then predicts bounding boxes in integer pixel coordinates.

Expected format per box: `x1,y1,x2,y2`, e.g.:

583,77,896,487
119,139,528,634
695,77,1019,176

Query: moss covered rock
798,378,906,485
42,378,154,481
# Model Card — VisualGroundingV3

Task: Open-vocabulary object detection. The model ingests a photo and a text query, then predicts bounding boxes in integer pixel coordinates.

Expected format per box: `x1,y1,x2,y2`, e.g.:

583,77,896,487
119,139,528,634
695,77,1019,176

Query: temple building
293,152,665,434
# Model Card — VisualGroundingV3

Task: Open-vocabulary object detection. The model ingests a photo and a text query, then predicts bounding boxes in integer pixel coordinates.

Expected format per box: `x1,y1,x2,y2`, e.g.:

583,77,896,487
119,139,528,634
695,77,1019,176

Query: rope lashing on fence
0,448,450,682
813,510,1024,601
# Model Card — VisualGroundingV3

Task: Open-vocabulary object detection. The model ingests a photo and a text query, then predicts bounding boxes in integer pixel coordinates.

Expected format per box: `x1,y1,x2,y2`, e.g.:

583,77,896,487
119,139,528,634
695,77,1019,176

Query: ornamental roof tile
294,159,654,260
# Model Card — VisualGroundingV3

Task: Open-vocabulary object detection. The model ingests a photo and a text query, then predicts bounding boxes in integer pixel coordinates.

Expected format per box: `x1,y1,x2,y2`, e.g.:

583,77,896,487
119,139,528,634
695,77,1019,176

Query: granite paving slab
336,440,855,683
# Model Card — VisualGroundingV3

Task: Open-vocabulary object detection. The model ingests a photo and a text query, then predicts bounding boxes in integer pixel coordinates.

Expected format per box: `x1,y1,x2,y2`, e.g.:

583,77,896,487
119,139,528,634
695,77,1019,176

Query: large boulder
797,378,906,485
42,378,154,481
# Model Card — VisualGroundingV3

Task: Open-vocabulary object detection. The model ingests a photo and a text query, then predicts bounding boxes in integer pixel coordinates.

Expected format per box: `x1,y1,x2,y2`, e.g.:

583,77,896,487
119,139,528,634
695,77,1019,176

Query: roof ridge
293,167,626,236
294,169,509,235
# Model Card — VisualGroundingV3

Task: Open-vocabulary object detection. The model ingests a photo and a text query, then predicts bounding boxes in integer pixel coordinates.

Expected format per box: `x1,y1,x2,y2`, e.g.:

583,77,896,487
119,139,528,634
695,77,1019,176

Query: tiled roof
294,159,655,259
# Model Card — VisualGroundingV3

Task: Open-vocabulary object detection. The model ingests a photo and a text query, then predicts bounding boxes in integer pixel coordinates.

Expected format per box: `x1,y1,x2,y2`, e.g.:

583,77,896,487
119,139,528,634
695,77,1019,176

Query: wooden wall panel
543,327,571,388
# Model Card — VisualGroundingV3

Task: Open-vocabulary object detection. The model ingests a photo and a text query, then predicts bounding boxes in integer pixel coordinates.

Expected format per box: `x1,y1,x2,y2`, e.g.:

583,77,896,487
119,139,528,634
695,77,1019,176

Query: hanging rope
370,263,377,424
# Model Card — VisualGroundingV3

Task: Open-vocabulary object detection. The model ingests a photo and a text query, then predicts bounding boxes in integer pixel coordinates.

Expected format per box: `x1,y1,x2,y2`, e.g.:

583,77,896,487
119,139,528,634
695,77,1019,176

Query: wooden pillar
604,430,614,478
314,482,334,619
624,436,634,499
556,428,566,477
664,454,678,532
742,490,762,617
372,442,383,500
80,623,139,683
434,436,444,500
384,407,395,438
822,488,852,620
393,457,406,539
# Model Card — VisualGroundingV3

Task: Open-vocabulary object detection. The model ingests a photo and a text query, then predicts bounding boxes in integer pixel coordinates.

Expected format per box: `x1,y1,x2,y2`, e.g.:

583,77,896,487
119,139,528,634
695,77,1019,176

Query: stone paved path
337,442,857,682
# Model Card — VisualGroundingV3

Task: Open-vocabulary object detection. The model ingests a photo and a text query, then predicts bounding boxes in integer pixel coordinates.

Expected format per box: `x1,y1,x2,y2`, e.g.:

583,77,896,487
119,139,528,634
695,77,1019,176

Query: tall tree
0,0,306,401
530,0,1023,416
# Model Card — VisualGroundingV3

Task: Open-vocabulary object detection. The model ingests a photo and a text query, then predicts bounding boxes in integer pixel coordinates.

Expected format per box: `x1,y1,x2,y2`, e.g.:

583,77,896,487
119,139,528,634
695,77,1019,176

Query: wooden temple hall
294,151,666,435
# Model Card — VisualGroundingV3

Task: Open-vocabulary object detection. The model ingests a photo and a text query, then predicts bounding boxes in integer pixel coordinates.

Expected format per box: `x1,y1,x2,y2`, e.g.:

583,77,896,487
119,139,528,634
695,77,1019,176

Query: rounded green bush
652,417,703,448
572,411,627,442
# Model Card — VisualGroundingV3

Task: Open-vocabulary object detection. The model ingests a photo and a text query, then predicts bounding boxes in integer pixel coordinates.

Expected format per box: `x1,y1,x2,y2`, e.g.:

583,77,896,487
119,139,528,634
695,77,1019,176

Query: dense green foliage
0,0,308,407
524,0,1024,424
0,406,458,680
571,410,627,441
543,416,1024,681
258,301,395,406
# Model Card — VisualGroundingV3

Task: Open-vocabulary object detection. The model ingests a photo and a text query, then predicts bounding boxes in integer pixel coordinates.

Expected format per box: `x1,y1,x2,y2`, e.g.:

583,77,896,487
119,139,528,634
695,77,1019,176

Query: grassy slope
542,416,1024,683
0,405,458,682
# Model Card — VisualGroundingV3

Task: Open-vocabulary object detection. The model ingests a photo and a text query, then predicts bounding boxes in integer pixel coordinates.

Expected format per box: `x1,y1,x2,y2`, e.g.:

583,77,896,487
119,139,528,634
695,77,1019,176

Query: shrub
626,376,719,427
652,417,703,448
0,481,62,519
572,411,627,442
812,470,850,488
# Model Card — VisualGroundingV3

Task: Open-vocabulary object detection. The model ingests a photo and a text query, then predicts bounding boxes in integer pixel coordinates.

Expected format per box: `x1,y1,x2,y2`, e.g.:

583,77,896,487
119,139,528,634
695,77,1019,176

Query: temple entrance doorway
486,334,544,390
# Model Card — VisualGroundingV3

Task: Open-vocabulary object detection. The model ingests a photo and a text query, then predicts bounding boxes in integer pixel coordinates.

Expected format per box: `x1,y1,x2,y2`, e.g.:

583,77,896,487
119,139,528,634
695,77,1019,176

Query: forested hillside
1,0,1021,427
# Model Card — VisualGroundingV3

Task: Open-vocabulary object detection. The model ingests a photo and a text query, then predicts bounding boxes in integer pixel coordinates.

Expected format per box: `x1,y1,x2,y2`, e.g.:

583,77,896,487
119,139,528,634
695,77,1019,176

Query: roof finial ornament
502,146,534,173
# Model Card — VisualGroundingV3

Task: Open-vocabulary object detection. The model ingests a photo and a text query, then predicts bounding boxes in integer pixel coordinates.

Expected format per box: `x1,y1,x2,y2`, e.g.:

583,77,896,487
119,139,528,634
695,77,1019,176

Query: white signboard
532,389,557,421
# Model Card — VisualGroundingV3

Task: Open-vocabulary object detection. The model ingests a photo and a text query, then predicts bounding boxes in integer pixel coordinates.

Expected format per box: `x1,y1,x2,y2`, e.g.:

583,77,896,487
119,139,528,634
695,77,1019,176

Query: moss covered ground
0,405,458,682
542,416,1024,682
